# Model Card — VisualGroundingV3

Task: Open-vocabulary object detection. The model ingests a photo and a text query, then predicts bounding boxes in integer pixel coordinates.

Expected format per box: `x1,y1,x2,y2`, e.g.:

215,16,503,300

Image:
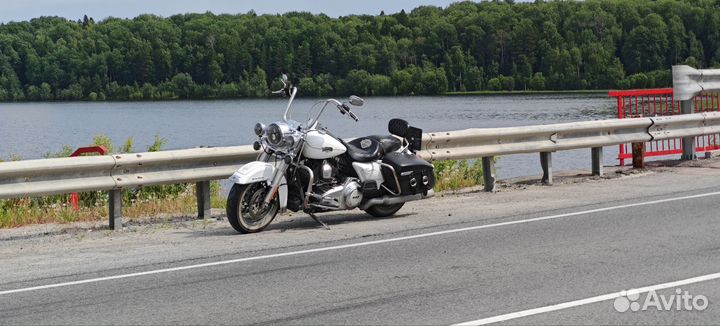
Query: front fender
230,161,276,184
229,161,288,212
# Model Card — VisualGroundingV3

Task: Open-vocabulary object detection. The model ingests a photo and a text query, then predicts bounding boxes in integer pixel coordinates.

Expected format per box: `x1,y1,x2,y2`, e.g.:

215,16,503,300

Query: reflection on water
0,94,617,179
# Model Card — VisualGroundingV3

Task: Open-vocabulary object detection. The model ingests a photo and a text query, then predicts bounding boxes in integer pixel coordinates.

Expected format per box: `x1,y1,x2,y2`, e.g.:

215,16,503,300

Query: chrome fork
262,158,288,205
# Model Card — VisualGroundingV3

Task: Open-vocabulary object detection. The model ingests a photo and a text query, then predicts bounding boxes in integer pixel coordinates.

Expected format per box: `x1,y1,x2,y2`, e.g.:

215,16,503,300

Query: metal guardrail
2,112,720,230
0,146,258,228
650,112,720,140
672,65,720,160
111,145,257,188
673,65,720,101
420,117,652,160
0,146,257,198
0,155,117,198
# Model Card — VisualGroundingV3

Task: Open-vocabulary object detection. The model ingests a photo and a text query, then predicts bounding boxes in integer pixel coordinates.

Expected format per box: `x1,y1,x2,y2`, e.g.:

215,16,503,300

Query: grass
210,181,227,210
0,180,228,229
433,159,490,191
0,189,197,228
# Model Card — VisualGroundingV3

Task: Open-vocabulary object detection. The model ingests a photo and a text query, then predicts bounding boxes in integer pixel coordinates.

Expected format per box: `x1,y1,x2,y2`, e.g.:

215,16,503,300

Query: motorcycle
226,75,435,233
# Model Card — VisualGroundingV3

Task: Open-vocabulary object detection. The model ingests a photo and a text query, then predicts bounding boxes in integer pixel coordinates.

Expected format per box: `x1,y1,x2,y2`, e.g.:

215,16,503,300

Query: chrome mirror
281,74,289,87
349,95,364,107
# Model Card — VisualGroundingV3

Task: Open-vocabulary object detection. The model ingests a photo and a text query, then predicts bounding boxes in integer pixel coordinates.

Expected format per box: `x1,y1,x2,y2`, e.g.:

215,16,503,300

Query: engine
302,159,364,210
314,178,363,209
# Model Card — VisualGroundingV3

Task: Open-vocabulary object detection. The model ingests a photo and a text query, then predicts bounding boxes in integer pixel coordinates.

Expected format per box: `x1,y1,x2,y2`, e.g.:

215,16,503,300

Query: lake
0,94,618,180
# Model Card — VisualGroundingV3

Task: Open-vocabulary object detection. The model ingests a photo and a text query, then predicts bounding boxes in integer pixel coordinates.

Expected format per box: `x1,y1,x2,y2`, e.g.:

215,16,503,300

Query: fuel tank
303,130,347,159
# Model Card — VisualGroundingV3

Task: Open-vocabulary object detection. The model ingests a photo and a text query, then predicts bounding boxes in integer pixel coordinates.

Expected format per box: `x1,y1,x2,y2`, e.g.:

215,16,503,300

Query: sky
0,0,461,23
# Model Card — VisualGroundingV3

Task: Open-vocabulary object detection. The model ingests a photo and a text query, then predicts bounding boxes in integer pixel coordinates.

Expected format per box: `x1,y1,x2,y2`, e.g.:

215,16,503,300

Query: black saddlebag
381,152,435,195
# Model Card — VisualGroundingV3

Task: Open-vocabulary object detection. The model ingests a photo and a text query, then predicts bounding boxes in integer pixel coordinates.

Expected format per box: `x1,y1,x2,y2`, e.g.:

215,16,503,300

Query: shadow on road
181,210,418,238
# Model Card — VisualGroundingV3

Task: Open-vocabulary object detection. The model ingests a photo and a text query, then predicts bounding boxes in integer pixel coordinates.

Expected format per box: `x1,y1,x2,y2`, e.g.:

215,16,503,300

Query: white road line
453,272,720,325
2,190,720,296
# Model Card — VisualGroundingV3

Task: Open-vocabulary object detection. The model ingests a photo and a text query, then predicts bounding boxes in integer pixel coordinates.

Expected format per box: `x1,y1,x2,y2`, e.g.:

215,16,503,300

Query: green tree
171,73,194,99
2,1,720,101
622,14,669,74
486,77,501,91
529,72,545,90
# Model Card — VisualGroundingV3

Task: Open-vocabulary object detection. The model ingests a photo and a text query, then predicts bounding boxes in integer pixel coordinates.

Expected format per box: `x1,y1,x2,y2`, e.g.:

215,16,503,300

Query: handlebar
305,97,361,130
338,103,359,122
273,87,291,97
347,111,359,122
344,104,359,122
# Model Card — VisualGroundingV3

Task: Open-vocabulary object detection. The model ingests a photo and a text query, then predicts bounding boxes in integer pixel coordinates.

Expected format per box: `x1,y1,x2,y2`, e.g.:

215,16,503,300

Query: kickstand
308,212,330,230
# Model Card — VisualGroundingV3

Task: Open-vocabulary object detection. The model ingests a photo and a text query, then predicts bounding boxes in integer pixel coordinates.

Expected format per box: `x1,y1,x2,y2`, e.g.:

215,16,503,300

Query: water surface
0,95,618,179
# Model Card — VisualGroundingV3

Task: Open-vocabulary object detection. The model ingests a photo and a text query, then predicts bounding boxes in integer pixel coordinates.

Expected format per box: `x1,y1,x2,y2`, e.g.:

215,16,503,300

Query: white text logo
614,288,708,312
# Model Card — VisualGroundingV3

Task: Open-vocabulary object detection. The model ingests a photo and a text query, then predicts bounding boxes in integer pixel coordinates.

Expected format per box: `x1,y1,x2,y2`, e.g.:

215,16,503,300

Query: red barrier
609,89,720,165
69,146,108,210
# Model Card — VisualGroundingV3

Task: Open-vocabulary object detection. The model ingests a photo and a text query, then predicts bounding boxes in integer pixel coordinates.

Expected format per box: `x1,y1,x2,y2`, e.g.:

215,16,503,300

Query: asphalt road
1,162,720,325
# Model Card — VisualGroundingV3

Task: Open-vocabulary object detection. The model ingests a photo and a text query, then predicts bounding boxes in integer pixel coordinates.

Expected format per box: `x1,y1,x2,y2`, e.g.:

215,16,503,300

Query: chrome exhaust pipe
358,189,434,210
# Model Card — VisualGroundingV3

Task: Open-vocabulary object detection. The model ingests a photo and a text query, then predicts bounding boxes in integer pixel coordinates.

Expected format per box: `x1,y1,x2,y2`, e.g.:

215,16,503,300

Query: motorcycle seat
345,137,382,162
366,135,402,153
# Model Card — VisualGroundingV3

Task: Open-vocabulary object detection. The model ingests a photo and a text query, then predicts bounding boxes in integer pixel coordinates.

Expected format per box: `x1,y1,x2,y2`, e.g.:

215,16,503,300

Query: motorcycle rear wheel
226,183,279,233
364,203,404,218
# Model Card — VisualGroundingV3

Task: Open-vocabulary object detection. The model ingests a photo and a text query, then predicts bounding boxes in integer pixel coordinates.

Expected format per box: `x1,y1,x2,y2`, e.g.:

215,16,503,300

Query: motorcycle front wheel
226,182,279,233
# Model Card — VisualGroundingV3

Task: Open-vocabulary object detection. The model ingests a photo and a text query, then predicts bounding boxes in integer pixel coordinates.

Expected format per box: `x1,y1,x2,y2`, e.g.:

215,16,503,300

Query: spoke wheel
226,183,279,233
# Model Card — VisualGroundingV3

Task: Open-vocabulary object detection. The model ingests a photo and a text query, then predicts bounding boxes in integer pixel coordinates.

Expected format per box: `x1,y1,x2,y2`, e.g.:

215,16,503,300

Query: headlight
267,123,283,145
264,121,298,151
254,123,265,137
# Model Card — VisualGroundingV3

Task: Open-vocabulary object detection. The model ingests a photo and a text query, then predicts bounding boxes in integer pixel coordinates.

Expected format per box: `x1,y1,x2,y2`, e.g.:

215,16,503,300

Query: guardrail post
680,99,697,160
108,189,123,230
196,181,211,219
632,142,645,168
540,152,552,185
591,147,603,176
481,156,495,192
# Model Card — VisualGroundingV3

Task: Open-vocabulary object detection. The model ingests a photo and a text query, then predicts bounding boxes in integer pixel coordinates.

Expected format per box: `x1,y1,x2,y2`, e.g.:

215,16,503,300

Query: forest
0,0,719,101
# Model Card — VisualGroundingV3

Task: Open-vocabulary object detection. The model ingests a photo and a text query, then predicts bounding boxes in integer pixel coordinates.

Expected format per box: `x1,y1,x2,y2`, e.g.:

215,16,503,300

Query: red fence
609,88,720,165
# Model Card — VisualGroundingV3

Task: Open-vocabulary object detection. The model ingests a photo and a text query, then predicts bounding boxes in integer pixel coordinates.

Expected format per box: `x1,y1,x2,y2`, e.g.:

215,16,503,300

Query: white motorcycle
226,75,435,233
